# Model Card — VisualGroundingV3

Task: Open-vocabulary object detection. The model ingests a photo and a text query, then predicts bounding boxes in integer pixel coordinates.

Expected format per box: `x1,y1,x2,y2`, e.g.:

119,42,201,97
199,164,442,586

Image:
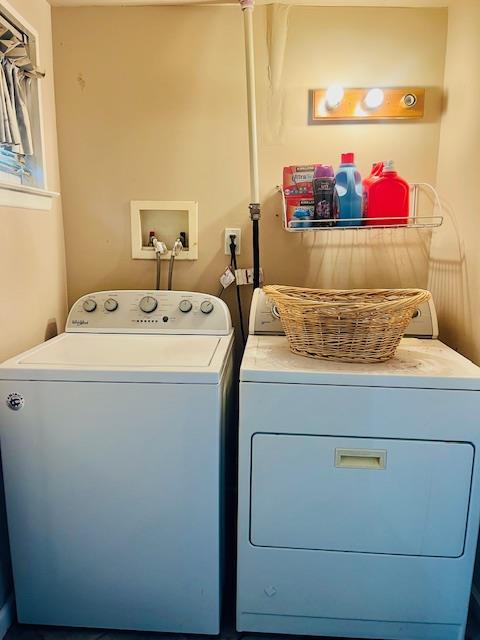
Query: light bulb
364,88,384,110
325,84,344,110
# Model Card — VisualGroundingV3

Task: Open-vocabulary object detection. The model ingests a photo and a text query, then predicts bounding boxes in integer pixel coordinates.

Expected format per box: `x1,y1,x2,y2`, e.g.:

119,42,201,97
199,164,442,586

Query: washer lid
0,333,233,383
240,336,480,390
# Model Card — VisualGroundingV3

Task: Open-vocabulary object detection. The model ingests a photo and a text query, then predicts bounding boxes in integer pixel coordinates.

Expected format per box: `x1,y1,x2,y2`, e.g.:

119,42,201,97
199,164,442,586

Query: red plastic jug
363,162,384,187
363,160,409,226
362,162,383,221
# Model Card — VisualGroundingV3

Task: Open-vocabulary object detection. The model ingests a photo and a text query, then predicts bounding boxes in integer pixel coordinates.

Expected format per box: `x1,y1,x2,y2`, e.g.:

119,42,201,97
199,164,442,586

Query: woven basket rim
263,285,429,297
263,285,431,313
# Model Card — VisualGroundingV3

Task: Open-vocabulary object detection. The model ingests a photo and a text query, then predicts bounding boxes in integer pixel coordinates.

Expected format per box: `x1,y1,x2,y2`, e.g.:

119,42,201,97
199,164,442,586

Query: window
0,2,57,210
0,146,29,184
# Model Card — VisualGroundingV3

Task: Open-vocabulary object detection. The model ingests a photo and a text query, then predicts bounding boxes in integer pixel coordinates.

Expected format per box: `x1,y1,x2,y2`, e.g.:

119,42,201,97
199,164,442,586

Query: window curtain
0,24,43,164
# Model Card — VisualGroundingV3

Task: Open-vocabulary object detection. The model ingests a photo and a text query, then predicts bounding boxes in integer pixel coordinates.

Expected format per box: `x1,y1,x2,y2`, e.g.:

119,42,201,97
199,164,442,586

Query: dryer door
250,434,473,557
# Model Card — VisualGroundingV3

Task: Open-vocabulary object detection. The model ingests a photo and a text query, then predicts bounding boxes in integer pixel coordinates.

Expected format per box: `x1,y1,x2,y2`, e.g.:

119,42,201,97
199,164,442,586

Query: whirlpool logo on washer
6,393,24,411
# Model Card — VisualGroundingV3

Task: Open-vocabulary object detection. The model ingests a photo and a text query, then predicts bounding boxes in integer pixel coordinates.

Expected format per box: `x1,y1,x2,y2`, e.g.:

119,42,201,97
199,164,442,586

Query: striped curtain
0,23,43,168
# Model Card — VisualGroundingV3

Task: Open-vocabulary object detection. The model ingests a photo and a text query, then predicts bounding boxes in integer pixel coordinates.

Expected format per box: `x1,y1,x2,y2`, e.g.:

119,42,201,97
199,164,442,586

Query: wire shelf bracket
279,182,443,232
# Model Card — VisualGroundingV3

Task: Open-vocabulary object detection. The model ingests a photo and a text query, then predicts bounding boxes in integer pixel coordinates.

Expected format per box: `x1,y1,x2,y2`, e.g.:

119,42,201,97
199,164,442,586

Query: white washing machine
0,290,234,634
237,289,480,640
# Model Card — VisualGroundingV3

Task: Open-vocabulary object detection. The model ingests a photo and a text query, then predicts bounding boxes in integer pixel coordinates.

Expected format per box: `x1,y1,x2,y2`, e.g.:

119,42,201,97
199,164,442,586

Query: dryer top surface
241,336,480,390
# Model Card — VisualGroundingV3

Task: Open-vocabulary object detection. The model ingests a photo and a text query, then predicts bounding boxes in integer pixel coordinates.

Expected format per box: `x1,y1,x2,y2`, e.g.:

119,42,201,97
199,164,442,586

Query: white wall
0,0,67,363
0,0,68,630
430,0,480,364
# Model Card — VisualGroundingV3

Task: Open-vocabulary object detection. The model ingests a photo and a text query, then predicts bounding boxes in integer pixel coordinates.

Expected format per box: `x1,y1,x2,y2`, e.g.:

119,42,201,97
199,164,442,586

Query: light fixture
310,87,425,122
325,84,344,110
363,88,385,110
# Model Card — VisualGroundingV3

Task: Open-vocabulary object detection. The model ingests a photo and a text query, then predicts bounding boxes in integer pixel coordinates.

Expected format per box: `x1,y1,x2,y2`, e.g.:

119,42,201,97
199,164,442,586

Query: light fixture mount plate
310,87,425,122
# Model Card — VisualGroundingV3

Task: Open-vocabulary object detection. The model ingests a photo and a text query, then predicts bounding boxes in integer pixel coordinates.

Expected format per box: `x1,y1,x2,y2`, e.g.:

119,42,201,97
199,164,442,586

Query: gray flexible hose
168,254,175,290
156,253,162,290
167,238,183,290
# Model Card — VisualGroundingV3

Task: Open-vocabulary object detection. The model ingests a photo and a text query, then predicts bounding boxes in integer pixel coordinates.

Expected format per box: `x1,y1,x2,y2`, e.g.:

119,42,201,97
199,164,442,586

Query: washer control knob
200,300,214,315
179,299,193,313
104,298,118,312
139,296,158,314
82,298,97,313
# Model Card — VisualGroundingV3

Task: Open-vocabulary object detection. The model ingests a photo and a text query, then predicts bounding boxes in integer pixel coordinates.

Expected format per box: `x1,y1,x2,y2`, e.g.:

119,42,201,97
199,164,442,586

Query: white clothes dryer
0,290,234,634
237,289,480,640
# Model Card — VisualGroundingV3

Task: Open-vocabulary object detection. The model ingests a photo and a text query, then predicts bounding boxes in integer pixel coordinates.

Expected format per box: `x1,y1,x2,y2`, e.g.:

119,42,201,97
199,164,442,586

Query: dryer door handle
335,448,386,470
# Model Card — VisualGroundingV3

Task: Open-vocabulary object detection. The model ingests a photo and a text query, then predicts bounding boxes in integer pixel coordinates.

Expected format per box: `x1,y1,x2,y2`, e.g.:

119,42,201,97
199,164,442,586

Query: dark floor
4,612,480,640
3,629,339,640
4,628,243,640
3,628,332,640
4,601,480,640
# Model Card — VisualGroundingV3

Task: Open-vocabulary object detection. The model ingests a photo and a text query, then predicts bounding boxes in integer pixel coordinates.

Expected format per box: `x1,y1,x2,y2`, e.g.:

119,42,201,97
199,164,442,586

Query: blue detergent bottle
335,153,363,227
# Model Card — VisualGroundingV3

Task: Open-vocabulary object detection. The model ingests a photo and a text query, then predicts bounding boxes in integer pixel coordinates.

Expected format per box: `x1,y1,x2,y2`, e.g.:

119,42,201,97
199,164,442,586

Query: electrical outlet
225,228,241,255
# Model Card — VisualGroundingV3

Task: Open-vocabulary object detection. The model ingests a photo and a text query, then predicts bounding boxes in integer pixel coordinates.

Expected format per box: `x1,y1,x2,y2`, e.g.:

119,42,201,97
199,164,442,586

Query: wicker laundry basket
263,285,431,364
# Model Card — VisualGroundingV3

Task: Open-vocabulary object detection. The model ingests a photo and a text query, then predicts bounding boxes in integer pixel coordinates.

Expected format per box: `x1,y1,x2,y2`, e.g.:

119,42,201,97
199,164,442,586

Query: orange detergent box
283,165,323,196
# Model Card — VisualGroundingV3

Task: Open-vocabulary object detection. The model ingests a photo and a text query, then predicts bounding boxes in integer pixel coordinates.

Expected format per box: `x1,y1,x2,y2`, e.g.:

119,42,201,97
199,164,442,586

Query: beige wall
429,0,480,363
259,5,446,291
52,5,446,309
0,0,67,363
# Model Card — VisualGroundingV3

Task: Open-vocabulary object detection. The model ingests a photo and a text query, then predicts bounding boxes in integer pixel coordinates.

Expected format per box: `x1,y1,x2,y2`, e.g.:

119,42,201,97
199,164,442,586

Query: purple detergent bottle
313,164,337,227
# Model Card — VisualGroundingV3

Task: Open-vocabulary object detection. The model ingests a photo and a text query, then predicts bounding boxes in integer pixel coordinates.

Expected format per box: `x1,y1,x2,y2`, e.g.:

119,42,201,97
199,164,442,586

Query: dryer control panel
249,288,439,339
66,291,232,335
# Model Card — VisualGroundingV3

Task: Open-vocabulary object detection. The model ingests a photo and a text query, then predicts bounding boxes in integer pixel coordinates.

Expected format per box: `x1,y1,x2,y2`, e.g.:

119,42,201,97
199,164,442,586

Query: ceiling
48,0,450,7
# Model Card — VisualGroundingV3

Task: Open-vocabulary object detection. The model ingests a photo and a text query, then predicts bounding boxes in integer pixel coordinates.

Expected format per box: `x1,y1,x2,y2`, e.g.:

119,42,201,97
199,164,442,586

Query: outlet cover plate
225,228,241,255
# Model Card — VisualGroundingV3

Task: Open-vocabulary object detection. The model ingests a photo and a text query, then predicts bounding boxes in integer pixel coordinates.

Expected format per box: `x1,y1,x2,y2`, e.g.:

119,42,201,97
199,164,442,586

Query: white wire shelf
279,183,443,232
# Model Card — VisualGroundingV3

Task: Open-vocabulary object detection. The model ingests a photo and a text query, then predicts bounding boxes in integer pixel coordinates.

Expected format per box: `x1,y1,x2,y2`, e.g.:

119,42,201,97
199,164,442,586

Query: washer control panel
67,291,232,335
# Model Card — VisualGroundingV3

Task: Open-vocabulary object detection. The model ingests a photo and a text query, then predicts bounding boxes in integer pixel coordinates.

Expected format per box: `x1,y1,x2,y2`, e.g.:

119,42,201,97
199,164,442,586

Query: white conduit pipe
240,0,260,205
240,0,261,289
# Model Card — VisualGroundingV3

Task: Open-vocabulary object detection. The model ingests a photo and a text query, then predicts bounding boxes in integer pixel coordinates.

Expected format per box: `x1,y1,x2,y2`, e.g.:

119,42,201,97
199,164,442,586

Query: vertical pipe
252,215,260,289
242,5,260,204
241,1,261,290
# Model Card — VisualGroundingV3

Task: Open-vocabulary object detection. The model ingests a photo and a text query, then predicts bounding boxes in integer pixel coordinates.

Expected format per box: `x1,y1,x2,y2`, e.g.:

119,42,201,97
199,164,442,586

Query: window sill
0,182,59,211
